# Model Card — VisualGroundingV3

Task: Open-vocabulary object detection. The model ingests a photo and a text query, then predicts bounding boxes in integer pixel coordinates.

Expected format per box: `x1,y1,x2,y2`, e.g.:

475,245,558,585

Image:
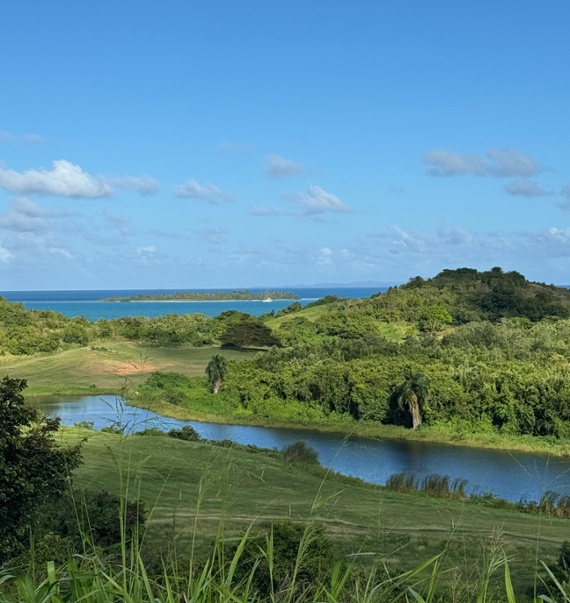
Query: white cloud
0,160,114,198
298,185,350,215
0,198,75,232
0,130,45,144
423,147,543,178
0,160,160,198
136,245,157,265
0,242,13,263
175,179,233,204
110,176,160,196
505,179,552,197
317,246,333,266
248,205,282,216
265,154,304,178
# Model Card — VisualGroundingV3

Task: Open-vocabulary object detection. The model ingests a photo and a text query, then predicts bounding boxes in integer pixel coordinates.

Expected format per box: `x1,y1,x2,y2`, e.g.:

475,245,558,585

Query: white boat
262,297,272,302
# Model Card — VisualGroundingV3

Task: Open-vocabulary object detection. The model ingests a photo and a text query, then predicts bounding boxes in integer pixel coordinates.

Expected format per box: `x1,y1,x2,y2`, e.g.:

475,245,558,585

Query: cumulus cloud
505,179,552,197
317,246,333,266
0,130,45,144
0,242,13,263
297,185,350,215
175,179,234,204
0,160,159,198
423,147,543,178
0,160,113,198
134,245,158,265
0,198,75,232
265,154,304,179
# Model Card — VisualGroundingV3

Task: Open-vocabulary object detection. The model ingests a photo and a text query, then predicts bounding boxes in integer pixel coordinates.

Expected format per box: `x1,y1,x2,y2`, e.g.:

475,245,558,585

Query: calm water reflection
38,395,570,503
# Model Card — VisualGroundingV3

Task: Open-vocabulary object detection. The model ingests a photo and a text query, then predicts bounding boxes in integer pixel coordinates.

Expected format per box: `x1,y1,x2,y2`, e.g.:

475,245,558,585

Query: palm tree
394,367,429,429
205,354,228,394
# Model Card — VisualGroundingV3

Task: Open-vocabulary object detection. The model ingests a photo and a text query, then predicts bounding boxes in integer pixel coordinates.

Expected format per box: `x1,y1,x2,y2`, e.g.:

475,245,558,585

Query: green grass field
59,427,569,595
0,342,253,396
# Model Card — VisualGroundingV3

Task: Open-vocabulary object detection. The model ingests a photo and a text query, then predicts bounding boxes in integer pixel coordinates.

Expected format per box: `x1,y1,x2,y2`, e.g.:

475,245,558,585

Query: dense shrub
225,521,335,597
167,425,200,441
283,441,320,465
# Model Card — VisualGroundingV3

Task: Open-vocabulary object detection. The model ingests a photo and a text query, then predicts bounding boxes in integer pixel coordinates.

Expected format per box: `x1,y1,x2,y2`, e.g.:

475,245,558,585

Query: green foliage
418,304,453,333
220,318,280,349
167,425,200,441
225,520,335,597
37,488,145,550
138,371,197,405
283,441,320,465
391,367,430,429
74,420,94,430
205,354,228,393
0,376,82,562
558,541,570,574
274,301,302,317
134,427,164,436
304,294,345,308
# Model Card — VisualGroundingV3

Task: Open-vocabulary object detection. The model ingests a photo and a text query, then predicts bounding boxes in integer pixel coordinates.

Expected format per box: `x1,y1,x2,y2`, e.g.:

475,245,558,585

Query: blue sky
1,0,570,289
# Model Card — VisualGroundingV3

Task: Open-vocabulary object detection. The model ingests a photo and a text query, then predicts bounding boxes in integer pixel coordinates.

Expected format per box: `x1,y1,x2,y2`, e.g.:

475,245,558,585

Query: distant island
101,290,300,302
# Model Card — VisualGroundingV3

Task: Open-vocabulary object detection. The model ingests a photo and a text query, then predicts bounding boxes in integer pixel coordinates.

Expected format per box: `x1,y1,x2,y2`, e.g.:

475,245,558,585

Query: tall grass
385,472,468,499
2,431,570,602
2,533,569,603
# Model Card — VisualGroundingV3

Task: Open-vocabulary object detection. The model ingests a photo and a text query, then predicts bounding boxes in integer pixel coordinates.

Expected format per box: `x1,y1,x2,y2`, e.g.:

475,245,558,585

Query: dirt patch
108,361,160,375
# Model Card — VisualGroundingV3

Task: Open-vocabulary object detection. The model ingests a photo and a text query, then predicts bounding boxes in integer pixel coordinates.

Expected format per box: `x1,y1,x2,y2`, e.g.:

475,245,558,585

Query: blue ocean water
0,287,387,321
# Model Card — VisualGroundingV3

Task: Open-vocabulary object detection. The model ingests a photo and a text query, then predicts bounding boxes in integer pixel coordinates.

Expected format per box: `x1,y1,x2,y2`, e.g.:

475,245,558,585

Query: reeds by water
385,472,468,498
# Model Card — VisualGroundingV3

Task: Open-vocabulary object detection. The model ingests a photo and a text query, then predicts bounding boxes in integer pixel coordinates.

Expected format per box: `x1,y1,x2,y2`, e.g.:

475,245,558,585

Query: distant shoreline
103,298,318,303
101,290,302,303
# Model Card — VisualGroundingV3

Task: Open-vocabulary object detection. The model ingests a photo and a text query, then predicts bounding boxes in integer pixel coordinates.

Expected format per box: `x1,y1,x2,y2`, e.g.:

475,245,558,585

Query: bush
167,425,200,441
283,441,320,465
225,520,335,597
134,427,164,437
38,489,146,550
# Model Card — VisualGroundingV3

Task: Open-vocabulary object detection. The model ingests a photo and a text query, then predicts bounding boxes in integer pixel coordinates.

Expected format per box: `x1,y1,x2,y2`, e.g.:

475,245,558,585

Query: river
38,394,570,504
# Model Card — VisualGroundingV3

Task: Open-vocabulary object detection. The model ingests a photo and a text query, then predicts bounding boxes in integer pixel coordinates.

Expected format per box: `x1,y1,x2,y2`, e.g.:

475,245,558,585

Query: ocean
0,287,387,321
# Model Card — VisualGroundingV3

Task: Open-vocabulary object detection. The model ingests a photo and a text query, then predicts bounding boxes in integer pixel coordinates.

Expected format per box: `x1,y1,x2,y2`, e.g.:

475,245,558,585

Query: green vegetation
0,377,81,562
3,426,566,600
205,354,228,393
102,289,299,302
5,267,570,452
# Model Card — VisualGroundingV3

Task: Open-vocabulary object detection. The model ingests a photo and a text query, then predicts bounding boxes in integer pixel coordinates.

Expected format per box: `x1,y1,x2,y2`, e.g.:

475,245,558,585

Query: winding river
39,395,570,504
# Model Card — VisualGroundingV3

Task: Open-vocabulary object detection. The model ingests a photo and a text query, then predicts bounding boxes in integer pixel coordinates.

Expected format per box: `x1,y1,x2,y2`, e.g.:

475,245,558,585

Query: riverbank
126,394,570,457
24,379,570,457
9,340,570,458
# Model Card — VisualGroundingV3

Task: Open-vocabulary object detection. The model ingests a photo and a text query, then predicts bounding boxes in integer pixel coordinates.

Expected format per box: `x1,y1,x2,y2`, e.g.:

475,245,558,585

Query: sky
1,1,570,289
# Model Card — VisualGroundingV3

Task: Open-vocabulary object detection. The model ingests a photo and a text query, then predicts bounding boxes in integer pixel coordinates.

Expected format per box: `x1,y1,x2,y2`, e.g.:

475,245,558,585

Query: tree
220,319,280,349
206,354,228,393
393,367,430,429
0,376,82,562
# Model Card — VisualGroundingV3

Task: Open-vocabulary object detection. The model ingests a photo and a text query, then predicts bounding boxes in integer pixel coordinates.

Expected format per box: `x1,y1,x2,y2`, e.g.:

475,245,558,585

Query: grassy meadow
55,426,570,597
0,342,253,396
